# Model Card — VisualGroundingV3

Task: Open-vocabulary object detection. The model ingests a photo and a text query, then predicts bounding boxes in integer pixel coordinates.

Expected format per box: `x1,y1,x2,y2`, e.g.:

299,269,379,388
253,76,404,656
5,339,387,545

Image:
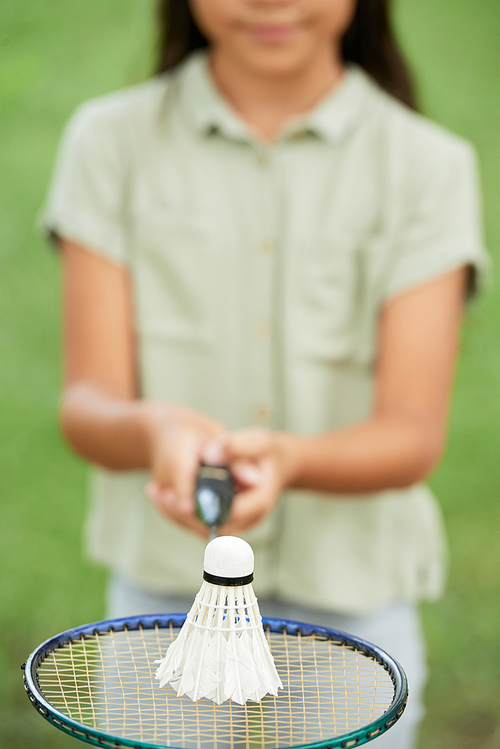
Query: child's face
191,0,356,76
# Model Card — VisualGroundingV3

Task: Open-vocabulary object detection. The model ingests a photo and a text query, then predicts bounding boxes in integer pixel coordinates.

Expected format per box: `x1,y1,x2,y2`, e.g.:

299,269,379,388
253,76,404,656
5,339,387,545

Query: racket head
23,614,408,749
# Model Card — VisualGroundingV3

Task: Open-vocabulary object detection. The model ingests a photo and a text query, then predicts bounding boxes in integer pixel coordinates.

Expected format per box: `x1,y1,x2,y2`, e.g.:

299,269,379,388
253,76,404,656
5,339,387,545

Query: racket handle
195,464,234,538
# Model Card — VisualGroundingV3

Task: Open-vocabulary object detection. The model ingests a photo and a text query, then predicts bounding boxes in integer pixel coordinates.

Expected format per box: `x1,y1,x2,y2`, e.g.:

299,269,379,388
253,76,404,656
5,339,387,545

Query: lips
247,24,300,43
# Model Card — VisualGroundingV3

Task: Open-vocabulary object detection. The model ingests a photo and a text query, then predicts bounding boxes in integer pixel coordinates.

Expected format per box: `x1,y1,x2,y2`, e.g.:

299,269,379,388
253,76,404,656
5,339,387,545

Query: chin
235,41,317,78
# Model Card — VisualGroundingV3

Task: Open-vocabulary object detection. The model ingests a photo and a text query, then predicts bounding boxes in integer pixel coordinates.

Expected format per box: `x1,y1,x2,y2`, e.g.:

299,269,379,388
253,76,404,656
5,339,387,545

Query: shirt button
255,405,270,422
260,239,275,255
253,321,271,339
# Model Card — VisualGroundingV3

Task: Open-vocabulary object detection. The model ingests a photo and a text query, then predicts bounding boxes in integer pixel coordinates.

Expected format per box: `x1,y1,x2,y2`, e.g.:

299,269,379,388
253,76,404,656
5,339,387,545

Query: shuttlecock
155,536,283,705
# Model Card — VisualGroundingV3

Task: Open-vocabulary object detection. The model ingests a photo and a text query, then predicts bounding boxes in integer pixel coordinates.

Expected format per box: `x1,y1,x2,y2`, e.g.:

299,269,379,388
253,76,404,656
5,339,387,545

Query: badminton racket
23,613,408,749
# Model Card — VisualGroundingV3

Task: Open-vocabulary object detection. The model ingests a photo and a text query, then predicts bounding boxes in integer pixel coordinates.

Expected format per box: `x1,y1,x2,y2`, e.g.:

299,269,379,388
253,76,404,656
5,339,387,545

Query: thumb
222,428,272,461
201,433,267,487
231,459,264,487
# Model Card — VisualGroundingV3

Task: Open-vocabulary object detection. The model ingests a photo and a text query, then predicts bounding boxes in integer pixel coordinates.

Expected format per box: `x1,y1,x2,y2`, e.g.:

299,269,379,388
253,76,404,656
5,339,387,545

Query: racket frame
23,613,408,749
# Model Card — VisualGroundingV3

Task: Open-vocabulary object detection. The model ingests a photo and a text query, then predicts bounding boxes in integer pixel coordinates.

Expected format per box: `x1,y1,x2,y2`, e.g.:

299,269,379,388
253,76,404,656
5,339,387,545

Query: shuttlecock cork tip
203,536,254,585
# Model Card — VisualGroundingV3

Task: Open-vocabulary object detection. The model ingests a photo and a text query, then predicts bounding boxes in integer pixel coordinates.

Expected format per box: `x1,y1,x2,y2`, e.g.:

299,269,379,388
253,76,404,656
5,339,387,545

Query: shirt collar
177,50,372,145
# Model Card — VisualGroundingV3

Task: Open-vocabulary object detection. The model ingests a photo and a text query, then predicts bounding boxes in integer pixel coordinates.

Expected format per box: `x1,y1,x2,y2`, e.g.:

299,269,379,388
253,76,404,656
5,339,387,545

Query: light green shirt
45,51,487,614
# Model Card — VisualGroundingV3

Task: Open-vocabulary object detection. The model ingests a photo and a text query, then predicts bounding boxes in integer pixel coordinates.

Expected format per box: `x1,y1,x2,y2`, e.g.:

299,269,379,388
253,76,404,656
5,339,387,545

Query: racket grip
195,464,234,538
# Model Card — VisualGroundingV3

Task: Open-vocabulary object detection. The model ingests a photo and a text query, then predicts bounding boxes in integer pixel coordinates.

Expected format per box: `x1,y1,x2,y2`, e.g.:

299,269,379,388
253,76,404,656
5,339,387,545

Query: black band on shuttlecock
203,571,254,586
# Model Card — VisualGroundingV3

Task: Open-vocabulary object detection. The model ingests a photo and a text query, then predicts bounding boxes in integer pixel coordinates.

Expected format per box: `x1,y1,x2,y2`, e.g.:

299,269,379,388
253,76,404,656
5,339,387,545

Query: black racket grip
195,464,234,537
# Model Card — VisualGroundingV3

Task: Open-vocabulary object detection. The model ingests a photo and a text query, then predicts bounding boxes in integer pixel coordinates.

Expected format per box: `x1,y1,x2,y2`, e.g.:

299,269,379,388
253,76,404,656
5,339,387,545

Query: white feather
155,579,282,704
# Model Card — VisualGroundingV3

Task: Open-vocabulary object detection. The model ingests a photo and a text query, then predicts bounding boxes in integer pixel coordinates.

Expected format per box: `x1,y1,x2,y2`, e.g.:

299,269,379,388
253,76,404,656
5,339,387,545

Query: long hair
155,0,416,109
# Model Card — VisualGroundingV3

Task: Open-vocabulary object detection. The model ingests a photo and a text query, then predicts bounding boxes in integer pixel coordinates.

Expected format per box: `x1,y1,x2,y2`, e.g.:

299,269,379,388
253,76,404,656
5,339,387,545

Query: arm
289,265,467,492
60,235,148,469
59,238,224,536
207,267,467,534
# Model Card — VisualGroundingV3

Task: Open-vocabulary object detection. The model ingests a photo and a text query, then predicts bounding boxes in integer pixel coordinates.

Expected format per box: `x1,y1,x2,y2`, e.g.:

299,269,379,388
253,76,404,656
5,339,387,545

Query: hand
201,428,301,535
143,403,225,538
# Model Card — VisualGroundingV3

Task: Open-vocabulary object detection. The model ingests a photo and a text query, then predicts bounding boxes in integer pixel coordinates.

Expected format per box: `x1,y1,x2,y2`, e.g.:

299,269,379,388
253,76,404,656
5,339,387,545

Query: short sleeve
42,101,129,264
384,141,489,301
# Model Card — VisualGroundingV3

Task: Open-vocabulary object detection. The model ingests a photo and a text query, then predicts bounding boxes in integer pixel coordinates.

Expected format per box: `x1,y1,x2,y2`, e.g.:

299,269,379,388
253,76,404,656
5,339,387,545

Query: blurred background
1,1,499,747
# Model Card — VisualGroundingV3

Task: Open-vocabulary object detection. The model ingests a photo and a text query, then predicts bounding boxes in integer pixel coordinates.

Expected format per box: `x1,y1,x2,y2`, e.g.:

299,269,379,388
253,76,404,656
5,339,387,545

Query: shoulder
358,70,476,179
63,74,175,147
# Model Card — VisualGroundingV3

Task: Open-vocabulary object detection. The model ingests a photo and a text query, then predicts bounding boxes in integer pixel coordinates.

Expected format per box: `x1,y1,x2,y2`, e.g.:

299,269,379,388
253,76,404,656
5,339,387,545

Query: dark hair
155,0,416,109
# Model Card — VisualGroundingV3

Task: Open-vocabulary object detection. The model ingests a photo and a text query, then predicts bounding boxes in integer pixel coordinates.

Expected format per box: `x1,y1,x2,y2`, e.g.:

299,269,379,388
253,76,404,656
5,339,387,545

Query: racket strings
36,624,395,749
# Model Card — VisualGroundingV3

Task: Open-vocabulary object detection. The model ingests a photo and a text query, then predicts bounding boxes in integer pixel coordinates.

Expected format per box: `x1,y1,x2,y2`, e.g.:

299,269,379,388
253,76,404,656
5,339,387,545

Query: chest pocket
296,233,362,361
133,213,215,346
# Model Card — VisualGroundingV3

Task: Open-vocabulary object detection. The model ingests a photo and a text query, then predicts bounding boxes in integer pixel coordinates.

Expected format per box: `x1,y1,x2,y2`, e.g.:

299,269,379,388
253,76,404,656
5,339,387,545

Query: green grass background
0,1,499,747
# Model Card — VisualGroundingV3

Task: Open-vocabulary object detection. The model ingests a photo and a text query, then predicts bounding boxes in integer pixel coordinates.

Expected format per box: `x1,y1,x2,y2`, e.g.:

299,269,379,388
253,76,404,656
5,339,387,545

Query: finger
223,428,272,461
146,483,175,510
145,481,159,502
219,509,267,535
230,459,264,487
148,485,209,539
201,438,265,488
201,438,227,466
218,487,271,535
169,433,203,508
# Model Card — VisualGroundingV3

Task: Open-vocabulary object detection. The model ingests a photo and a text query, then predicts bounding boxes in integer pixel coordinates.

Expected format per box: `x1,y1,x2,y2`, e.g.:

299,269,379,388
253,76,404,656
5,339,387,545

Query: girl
44,0,487,746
